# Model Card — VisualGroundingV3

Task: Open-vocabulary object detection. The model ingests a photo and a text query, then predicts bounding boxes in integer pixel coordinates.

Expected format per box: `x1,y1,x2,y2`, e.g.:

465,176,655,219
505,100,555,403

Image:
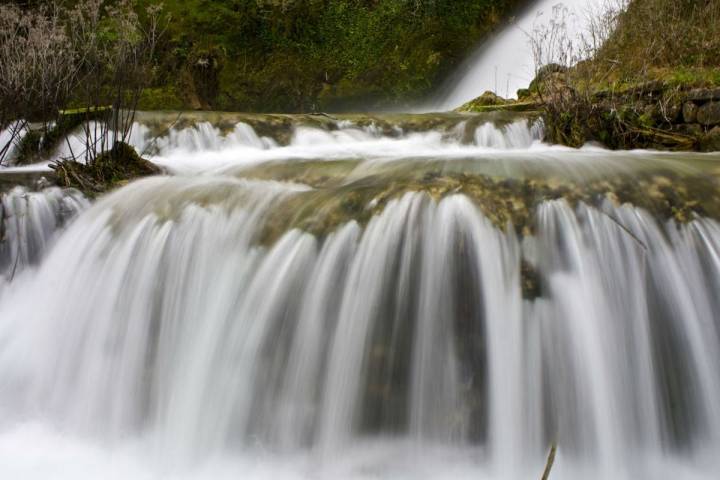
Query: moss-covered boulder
51,142,162,196
697,101,720,126
456,91,540,113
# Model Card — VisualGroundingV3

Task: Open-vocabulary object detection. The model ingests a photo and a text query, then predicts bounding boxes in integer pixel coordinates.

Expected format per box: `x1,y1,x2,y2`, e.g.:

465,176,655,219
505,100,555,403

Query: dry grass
0,1,166,166
597,0,720,80
528,0,720,149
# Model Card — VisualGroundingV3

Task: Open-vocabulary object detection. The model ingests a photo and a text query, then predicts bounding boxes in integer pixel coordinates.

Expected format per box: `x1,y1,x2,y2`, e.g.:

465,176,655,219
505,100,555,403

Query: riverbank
457,0,720,152
458,76,720,152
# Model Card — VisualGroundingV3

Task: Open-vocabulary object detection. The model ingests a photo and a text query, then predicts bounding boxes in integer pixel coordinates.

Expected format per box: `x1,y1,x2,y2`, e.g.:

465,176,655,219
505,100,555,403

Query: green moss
138,86,186,111
236,160,720,246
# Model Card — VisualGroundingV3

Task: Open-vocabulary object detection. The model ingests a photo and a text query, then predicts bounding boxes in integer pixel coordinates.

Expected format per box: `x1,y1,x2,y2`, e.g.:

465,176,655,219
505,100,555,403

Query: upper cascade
1,113,549,173
430,0,601,110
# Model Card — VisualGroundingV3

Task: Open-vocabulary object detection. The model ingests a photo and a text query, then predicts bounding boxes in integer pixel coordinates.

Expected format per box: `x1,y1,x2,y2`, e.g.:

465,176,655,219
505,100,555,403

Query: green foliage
134,0,526,111
138,86,185,110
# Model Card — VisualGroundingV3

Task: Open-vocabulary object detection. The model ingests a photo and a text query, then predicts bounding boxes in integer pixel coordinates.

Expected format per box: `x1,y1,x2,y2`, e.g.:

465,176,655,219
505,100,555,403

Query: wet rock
51,142,161,196
521,260,541,300
245,160,720,246
697,101,720,126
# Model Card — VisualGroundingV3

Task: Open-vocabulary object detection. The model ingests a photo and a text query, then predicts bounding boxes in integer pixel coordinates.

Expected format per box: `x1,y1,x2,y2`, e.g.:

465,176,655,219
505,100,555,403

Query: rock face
537,76,720,151
697,101,720,126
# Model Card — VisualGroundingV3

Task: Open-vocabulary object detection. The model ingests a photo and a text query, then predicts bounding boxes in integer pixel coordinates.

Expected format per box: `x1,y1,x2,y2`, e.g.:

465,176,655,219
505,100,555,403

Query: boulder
697,101,720,126
686,88,720,102
471,91,507,106
701,127,720,152
683,102,698,123
677,123,703,137
455,91,509,112
517,88,532,100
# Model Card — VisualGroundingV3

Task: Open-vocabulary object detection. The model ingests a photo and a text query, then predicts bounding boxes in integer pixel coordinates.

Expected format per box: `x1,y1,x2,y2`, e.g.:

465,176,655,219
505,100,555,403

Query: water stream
1,114,719,479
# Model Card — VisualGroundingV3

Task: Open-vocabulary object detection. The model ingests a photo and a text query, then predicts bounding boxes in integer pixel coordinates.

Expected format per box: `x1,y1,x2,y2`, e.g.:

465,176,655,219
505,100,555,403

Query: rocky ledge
459,79,720,151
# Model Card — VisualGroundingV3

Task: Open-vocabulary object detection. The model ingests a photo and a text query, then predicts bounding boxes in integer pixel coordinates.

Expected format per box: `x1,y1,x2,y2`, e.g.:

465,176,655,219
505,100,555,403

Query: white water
1,105,720,479
2,117,554,173
0,122,28,164
1,171,719,479
430,0,602,110
0,186,88,282
6,113,707,180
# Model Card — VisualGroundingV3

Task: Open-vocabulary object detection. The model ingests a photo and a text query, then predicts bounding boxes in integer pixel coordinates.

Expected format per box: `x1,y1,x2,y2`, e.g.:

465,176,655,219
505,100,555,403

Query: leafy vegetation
135,0,527,112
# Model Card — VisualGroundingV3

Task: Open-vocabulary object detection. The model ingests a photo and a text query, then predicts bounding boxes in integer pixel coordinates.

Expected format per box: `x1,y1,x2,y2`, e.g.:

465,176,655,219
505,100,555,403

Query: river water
0,113,719,479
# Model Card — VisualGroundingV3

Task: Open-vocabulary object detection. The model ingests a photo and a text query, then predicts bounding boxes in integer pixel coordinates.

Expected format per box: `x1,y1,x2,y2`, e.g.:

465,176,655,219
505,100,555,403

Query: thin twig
541,443,557,480
140,111,183,157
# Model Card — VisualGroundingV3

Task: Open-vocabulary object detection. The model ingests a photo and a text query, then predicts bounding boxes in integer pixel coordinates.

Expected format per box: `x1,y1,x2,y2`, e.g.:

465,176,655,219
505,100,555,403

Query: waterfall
1,114,720,479
0,186,88,282
430,0,603,110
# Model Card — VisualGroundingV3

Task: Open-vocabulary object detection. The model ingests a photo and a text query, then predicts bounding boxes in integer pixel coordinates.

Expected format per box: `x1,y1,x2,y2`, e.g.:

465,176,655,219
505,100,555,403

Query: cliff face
136,0,529,112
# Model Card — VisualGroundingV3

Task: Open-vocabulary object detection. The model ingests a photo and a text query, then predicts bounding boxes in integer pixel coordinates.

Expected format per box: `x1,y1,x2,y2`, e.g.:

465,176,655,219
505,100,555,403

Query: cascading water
1,115,720,480
429,0,602,110
0,186,88,283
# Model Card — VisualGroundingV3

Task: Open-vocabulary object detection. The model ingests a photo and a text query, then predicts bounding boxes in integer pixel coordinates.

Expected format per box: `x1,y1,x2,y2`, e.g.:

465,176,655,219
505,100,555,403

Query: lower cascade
1,116,720,480
0,187,87,280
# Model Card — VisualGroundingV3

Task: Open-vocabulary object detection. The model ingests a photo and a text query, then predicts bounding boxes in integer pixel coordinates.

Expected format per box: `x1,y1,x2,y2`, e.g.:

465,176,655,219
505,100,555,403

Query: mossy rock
456,91,507,112
239,161,720,246
52,142,162,196
529,64,567,87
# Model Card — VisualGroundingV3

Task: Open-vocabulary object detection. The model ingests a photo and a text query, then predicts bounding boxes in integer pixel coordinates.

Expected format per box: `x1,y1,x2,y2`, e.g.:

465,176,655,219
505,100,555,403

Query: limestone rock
697,101,720,126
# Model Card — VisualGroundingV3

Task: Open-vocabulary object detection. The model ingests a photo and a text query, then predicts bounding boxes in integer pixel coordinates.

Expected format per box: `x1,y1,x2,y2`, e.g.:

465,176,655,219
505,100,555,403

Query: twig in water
541,443,557,480
141,111,183,157
308,112,338,121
